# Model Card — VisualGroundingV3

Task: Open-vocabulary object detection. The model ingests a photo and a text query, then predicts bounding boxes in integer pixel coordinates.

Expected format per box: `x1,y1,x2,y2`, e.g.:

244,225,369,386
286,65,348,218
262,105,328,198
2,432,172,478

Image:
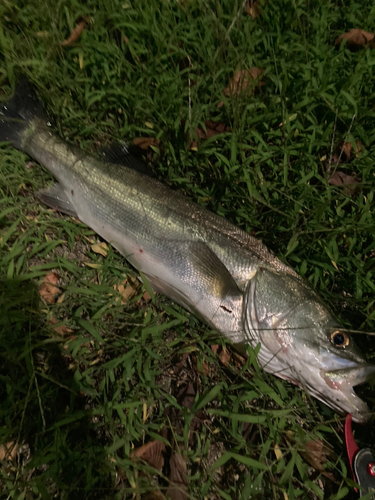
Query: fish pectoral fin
189,242,241,300
36,183,78,217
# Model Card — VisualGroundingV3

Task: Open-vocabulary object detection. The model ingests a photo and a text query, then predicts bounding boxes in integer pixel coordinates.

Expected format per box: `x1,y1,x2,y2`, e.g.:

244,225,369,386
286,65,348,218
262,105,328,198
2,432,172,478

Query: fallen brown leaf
0,442,17,460
300,440,335,481
210,344,219,355
131,440,166,472
132,137,160,150
198,120,230,138
335,29,375,49
339,140,364,160
61,19,88,47
329,153,342,165
210,344,230,366
174,352,191,372
43,271,58,285
219,347,231,366
176,381,196,411
218,68,264,108
91,242,108,257
166,453,188,500
244,0,260,18
48,316,73,336
329,170,359,195
284,432,335,481
201,360,211,376
114,281,136,305
143,291,152,302
141,492,165,500
188,120,231,149
232,350,247,370
39,272,61,304
225,68,264,98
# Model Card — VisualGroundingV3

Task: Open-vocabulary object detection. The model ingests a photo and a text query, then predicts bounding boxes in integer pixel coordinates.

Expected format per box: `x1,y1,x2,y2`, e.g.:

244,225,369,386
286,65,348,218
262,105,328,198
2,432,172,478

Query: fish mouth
322,364,375,423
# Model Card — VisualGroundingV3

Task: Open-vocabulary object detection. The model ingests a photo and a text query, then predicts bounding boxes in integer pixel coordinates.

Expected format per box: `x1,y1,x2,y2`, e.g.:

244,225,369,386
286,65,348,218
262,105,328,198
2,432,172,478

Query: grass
1,0,375,498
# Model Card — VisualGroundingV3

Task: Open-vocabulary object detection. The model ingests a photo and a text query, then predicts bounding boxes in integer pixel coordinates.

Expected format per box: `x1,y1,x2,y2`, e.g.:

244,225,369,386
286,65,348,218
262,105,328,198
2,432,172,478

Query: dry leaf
166,453,188,500
329,153,342,165
339,140,364,160
61,19,87,47
197,120,230,138
142,492,165,500
211,344,219,355
175,352,191,371
218,68,264,108
85,262,102,269
177,381,196,411
43,271,58,285
114,281,136,305
210,345,230,366
188,120,231,149
131,440,166,472
218,347,230,366
225,68,264,97
329,171,359,195
39,272,61,304
285,432,335,481
335,29,375,49
274,443,283,460
232,350,247,370
91,242,108,257
143,291,152,302
48,316,73,336
0,442,17,460
300,440,334,480
132,137,160,150
244,0,260,18
201,360,211,376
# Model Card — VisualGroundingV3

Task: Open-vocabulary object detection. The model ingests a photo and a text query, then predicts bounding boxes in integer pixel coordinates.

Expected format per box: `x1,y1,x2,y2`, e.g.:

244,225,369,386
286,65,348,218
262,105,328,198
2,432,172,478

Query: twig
328,112,356,178
327,110,338,173
31,354,46,432
187,55,192,126
225,0,248,41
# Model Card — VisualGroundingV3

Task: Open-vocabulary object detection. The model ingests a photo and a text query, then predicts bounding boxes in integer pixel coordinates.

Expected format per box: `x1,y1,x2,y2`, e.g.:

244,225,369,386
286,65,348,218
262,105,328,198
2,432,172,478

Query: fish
1,78,374,423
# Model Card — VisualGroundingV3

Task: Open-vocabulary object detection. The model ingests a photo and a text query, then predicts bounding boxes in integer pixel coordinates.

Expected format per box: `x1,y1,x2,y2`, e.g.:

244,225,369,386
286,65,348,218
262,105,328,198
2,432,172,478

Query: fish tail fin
0,78,49,150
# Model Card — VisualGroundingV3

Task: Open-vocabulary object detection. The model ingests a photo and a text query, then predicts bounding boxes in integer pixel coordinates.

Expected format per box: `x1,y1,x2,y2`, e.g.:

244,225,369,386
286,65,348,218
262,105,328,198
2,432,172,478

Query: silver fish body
1,80,374,422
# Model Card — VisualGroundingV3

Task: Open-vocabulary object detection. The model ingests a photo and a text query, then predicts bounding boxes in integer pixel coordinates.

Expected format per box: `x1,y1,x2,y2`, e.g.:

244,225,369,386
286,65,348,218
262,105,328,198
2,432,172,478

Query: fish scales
24,118,290,289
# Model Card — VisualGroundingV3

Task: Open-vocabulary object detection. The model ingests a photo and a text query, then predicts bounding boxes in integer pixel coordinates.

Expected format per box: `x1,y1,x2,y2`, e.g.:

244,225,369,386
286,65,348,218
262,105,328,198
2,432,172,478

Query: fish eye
330,330,350,347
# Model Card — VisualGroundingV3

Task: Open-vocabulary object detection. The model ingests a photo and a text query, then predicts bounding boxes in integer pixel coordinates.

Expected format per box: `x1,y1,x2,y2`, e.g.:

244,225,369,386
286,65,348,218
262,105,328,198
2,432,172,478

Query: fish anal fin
36,183,77,217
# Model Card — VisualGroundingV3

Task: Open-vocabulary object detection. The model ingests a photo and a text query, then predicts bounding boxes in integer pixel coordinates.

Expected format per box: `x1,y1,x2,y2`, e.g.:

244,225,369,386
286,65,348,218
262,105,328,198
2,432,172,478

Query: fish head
245,267,375,422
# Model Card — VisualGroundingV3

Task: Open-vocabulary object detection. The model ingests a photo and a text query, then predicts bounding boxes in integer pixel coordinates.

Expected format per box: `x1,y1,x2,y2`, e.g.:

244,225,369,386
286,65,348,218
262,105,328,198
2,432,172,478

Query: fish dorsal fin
100,142,153,177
